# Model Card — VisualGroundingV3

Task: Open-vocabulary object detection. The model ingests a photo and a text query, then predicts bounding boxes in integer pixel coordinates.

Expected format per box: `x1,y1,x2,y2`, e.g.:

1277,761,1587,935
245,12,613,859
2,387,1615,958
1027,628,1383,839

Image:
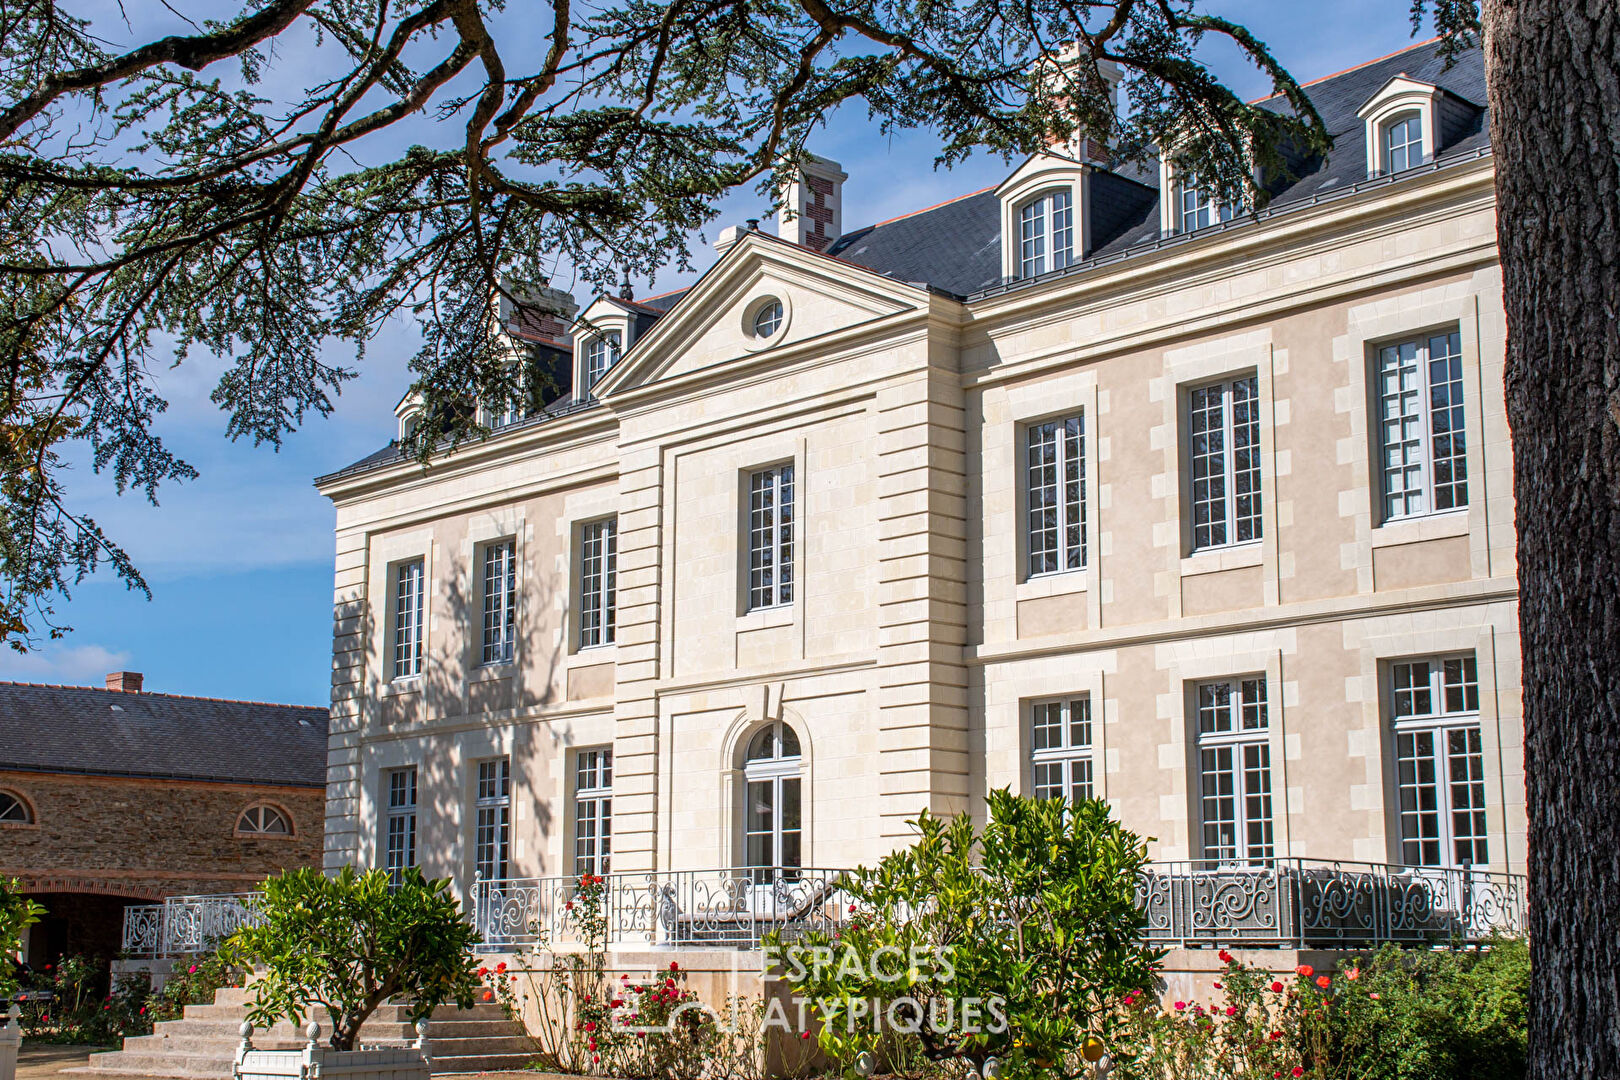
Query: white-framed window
1376,329,1467,521
573,748,612,878
0,790,32,824
747,463,794,610
743,721,802,881
489,370,527,430
578,518,617,649
1177,179,1239,233
384,767,418,885
1195,677,1275,866
391,559,425,681
1390,654,1488,869
752,299,784,338
1382,112,1424,174
1030,697,1094,803
1025,414,1086,577
236,804,293,836
584,332,622,388
1017,189,1075,279
474,757,511,882
1188,375,1262,550
480,539,517,666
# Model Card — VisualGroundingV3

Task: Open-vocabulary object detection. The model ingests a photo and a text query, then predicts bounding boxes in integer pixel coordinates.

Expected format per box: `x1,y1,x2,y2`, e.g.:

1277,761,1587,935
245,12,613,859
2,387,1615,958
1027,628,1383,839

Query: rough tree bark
1484,1,1620,1077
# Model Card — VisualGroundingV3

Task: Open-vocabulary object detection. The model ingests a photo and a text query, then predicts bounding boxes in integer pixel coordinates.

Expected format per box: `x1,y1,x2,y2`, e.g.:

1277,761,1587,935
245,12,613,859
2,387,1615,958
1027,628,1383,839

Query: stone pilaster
324,527,369,871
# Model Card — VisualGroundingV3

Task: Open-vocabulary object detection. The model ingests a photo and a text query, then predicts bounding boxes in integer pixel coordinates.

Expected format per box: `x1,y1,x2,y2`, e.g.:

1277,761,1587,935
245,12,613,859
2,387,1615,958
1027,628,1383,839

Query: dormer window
1017,190,1074,278
1177,178,1240,234
1382,112,1424,174
584,331,621,388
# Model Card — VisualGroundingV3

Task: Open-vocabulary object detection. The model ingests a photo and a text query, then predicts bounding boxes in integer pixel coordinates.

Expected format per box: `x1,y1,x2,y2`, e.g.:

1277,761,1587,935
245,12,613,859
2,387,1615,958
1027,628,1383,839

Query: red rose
482,991,493,1002
1316,975,1331,989
496,962,507,973
1271,981,1284,993
1292,1069,1305,1078
801,1032,811,1040
1269,1031,1282,1041
1225,1006,1237,1017
478,967,490,977
1345,967,1360,981
584,1021,596,1033
1218,950,1234,964
670,961,679,971
1174,1001,1186,1011
1213,981,1223,989
1295,964,1313,978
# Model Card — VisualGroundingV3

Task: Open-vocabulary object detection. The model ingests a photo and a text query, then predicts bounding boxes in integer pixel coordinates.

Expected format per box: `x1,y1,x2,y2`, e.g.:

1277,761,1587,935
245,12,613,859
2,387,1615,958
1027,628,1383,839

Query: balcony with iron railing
121,860,1525,959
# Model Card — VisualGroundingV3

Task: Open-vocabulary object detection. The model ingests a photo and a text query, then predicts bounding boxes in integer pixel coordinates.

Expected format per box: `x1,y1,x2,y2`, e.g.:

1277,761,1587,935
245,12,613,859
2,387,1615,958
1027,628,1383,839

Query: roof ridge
0,679,327,713
855,184,999,233
1253,35,1447,105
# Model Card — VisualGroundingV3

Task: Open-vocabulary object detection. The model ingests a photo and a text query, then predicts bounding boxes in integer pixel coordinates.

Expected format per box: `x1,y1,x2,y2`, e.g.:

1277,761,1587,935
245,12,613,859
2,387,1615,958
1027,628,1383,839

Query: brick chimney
105,671,143,693
777,154,847,253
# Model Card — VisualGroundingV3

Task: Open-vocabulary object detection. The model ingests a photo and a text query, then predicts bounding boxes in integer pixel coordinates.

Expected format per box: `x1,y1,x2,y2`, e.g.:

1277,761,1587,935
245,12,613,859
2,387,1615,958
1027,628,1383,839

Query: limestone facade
316,141,1521,892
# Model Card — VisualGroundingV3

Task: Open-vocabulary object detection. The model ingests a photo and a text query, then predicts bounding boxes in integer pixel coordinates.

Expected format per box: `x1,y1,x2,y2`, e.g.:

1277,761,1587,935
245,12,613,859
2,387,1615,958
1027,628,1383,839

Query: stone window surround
1156,154,1259,237
1357,78,1445,178
0,786,38,829
1009,664,1112,805
559,485,621,666
733,439,807,628
233,801,298,840
1005,370,1103,628
740,292,793,352
368,527,435,701
1153,331,1283,611
1347,622,1512,873
996,160,1087,282
1335,288,1491,593
1154,638,1294,863
716,690,816,869
570,745,613,877
462,509,526,686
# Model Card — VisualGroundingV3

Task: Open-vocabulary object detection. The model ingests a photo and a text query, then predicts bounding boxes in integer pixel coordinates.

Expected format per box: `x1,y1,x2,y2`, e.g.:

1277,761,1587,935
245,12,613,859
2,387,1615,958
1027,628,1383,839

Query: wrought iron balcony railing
118,860,1525,959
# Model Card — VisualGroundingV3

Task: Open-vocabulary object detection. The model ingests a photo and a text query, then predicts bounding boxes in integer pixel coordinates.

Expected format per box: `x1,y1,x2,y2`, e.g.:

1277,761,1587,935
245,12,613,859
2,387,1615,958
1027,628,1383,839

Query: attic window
1177,178,1240,233
0,789,33,825
237,803,293,836
752,299,783,339
1017,189,1074,278
1382,112,1424,174
742,295,791,350
585,332,622,387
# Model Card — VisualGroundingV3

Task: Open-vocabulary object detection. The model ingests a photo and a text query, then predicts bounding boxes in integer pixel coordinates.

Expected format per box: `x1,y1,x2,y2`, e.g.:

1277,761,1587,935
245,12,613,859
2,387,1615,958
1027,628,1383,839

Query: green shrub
775,790,1161,1080
1110,937,1529,1080
0,877,44,998
15,954,152,1045
221,867,482,1050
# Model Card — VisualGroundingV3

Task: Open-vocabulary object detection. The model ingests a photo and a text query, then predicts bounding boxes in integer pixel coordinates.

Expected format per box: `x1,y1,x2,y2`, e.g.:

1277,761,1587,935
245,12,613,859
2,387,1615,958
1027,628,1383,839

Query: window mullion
1414,340,1436,513
1222,383,1238,541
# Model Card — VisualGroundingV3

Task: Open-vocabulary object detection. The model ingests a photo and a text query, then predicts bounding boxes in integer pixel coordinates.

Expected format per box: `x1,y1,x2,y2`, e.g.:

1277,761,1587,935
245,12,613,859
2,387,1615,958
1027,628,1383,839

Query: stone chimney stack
1046,50,1123,165
106,671,143,693
777,154,847,253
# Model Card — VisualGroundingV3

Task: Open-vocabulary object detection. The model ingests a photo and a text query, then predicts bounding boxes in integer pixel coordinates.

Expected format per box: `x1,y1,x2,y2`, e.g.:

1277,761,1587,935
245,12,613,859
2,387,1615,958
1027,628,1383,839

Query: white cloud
0,643,133,687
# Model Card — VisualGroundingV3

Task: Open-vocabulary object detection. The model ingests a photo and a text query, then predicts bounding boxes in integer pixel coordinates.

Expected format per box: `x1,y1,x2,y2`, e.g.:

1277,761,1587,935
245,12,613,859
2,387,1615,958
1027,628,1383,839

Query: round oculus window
751,299,784,339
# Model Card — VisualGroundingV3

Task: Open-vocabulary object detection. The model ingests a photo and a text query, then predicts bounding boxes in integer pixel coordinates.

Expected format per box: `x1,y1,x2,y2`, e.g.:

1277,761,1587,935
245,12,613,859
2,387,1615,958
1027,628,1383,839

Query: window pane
579,519,618,648
1447,727,1489,866
1188,385,1228,549
1200,746,1238,864
481,540,517,665
392,559,424,679
1427,332,1468,510
1025,421,1059,576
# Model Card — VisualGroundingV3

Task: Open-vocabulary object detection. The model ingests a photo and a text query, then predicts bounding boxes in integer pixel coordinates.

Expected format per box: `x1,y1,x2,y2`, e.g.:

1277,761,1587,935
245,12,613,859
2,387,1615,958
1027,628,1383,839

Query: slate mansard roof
318,37,1487,483
0,681,330,788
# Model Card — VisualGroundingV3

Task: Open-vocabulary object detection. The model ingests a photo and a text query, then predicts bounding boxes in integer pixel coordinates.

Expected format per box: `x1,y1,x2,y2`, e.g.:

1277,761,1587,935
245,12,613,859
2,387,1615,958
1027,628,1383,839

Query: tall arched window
1017,189,1074,279
742,722,802,882
0,789,33,824
1383,112,1424,174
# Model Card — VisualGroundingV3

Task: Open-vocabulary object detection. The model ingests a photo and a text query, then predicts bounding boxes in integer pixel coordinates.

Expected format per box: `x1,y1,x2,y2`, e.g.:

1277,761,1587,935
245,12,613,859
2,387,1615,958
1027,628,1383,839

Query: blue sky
0,1,1440,704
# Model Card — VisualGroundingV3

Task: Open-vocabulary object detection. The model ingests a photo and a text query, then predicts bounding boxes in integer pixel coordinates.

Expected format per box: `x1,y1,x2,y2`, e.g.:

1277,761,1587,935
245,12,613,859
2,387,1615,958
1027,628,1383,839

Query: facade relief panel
1372,534,1471,591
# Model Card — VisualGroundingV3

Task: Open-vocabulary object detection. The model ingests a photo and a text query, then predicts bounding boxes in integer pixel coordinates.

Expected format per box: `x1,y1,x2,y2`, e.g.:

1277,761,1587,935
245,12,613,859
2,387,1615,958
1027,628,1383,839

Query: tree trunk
1483,2,1620,1077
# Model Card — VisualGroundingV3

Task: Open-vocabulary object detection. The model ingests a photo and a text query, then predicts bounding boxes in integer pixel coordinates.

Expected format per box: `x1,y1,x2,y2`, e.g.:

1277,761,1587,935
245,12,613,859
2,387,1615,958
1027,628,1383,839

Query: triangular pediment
591,232,927,398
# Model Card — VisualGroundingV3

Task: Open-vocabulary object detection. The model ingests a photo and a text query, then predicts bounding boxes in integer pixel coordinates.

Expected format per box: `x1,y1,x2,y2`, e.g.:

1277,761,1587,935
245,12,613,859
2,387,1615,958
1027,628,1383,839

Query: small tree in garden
221,867,482,1051
0,877,44,998
777,790,1160,1080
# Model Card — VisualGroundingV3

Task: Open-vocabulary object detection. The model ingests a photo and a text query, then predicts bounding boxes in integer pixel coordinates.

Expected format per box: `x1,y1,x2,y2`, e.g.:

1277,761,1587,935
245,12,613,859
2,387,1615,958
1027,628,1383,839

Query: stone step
75,1050,234,1078
430,1053,537,1074
424,1036,533,1056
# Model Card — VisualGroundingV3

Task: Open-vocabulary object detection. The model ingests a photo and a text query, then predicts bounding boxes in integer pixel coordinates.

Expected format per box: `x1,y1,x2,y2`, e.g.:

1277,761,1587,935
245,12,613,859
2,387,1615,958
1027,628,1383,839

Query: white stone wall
319,154,1523,885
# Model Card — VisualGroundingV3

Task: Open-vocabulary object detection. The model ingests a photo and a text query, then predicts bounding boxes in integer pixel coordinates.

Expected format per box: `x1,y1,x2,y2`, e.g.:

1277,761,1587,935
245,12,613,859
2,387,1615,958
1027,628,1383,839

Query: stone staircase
69,986,535,1077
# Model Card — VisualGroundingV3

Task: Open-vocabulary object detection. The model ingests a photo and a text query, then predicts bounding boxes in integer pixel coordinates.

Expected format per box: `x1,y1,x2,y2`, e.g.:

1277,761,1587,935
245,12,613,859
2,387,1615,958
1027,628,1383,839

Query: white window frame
1194,676,1275,867
578,518,617,649
1029,696,1094,804
1176,178,1240,233
480,539,517,666
236,804,293,836
384,766,418,885
0,790,32,824
390,558,425,681
1389,654,1488,870
573,748,613,877
1017,189,1074,279
1382,111,1425,174
742,722,803,881
1024,413,1086,578
1375,329,1468,523
584,331,622,389
1186,375,1263,551
474,757,511,882
746,463,795,611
